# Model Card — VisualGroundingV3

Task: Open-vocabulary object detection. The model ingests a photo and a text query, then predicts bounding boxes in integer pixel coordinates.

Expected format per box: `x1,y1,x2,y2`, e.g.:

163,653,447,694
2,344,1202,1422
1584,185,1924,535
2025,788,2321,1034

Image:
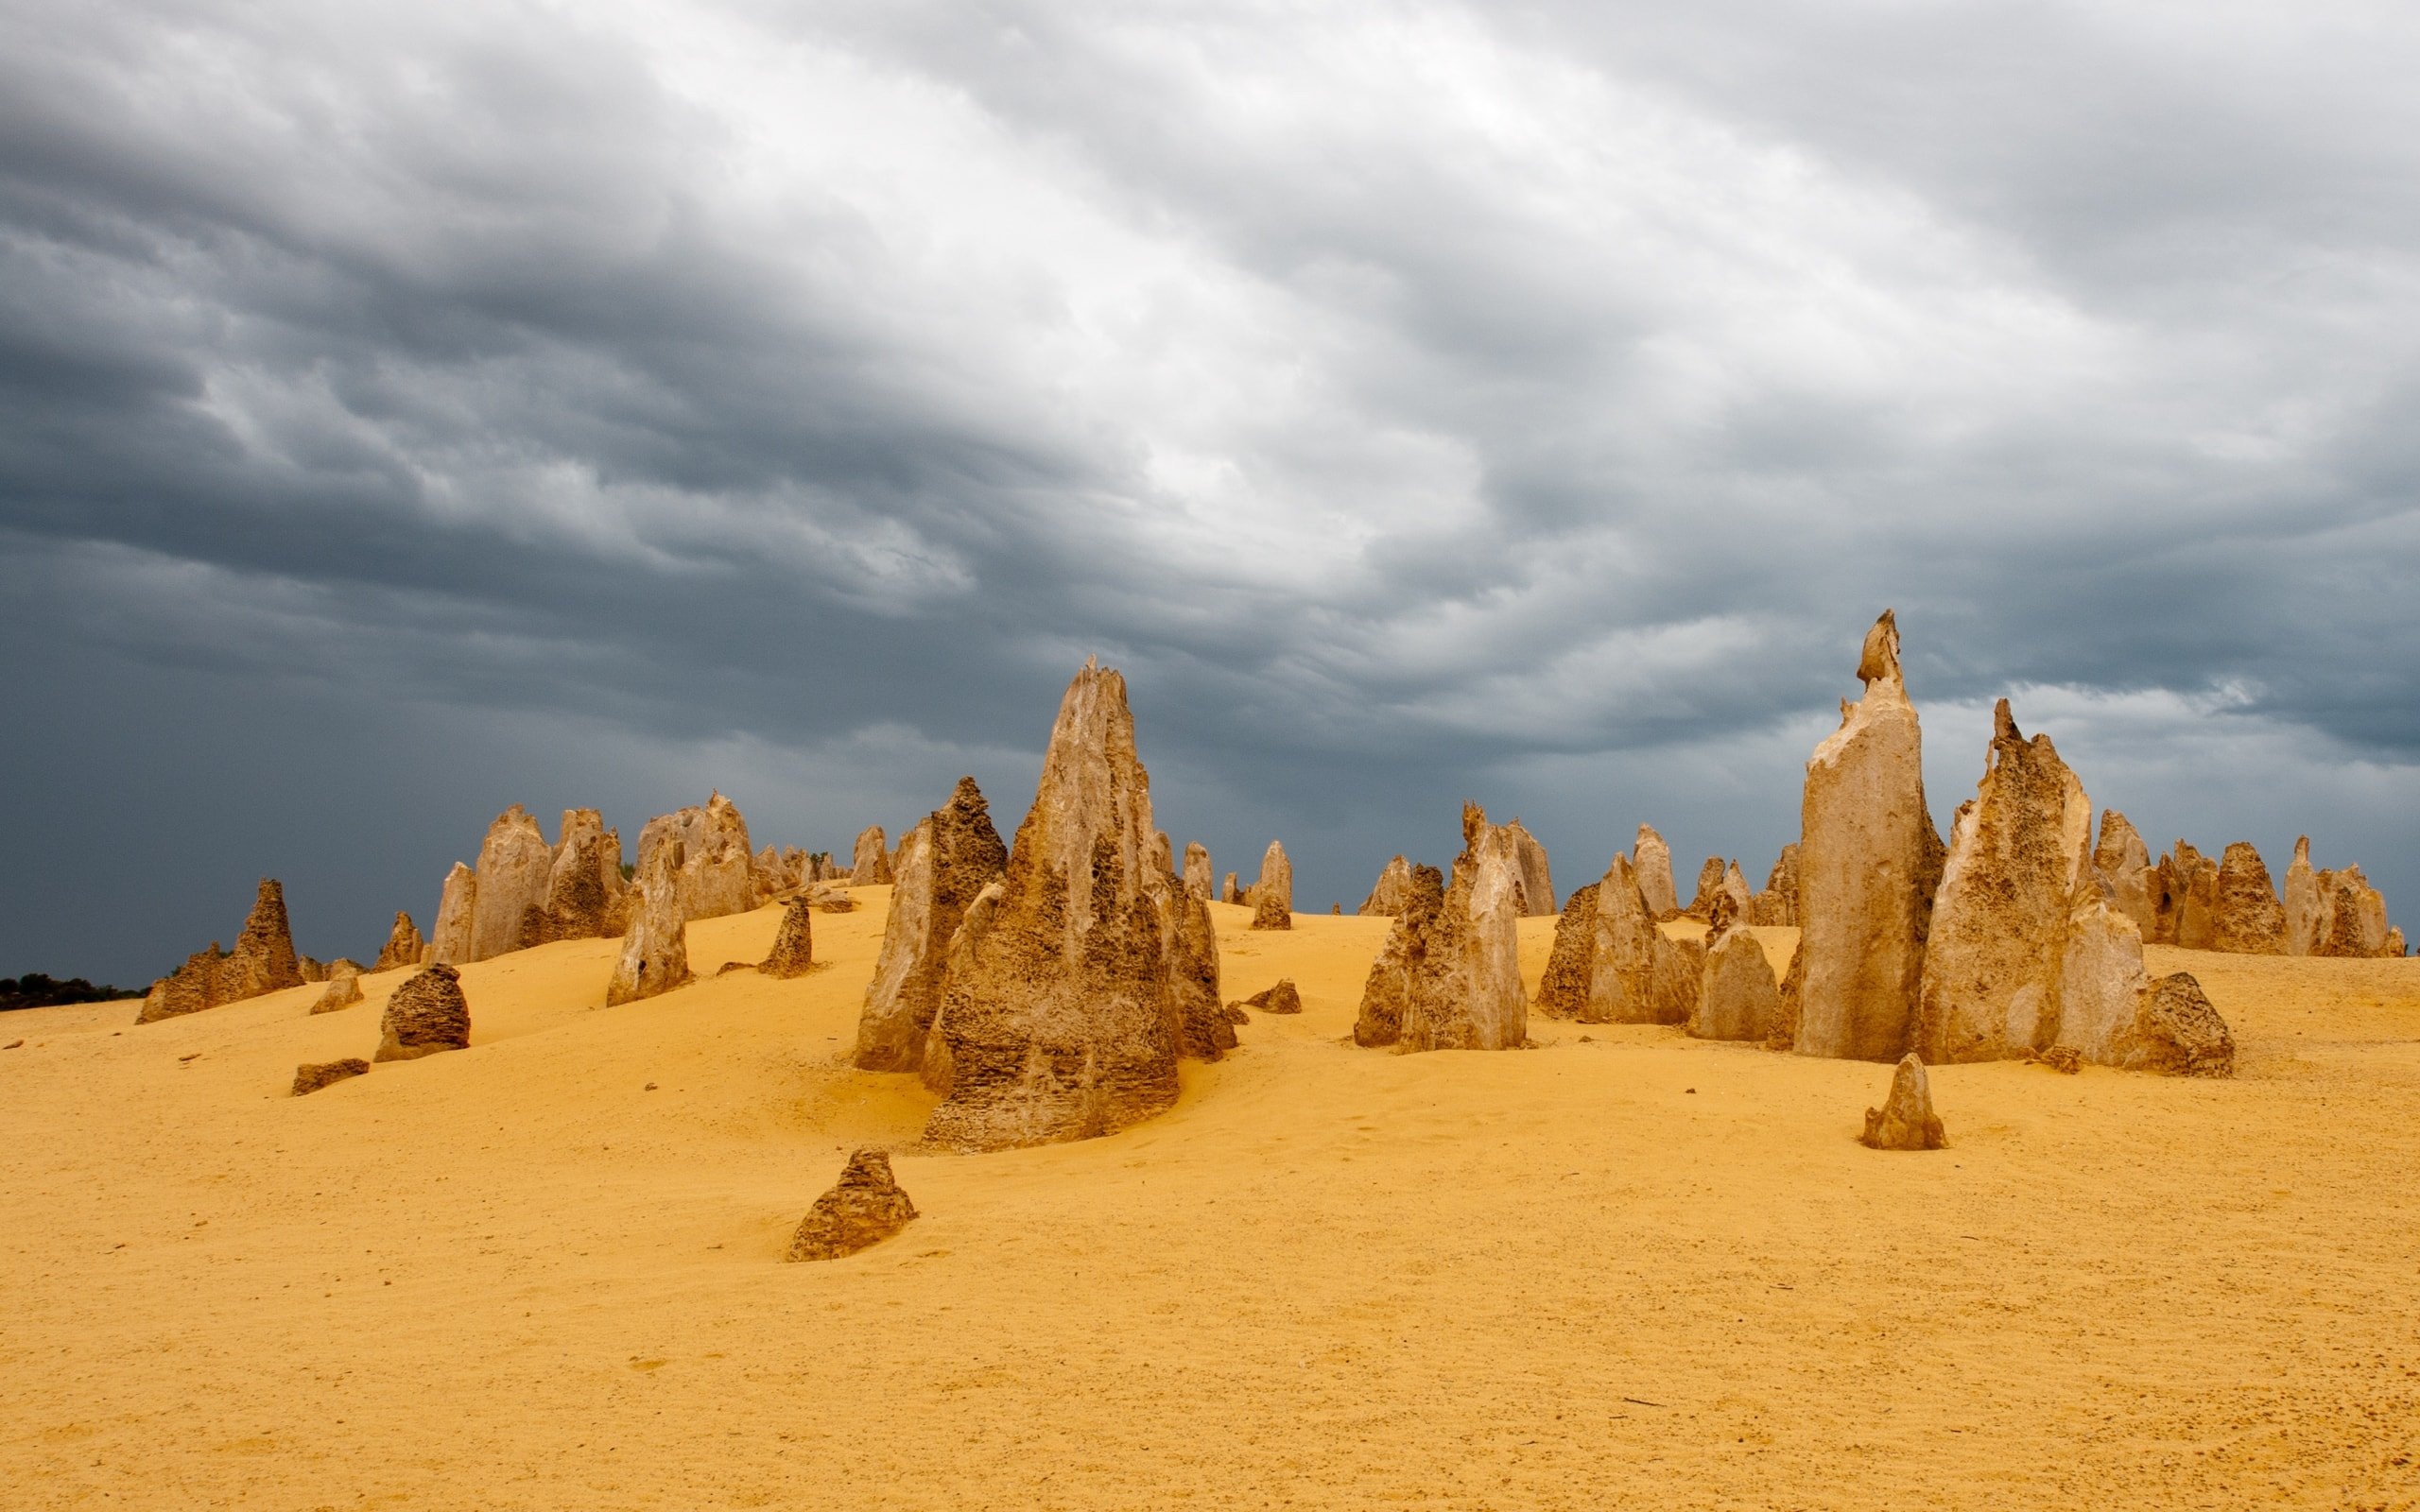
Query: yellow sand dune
3,897,2416,1509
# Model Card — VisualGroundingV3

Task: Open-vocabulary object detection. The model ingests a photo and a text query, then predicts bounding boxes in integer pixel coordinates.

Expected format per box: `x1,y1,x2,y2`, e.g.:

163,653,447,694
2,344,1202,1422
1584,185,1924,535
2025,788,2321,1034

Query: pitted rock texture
1693,925,1781,1041
135,879,304,1024
1917,699,2093,1065
1239,979,1303,1015
2122,973,2237,1076
2153,842,2221,951
1353,864,1445,1048
761,897,816,978
785,1149,918,1262
1165,885,1233,1060
637,793,755,922
1504,819,1555,917
291,1059,370,1096
2092,810,2157,939
1532,882,1601,1017
1251,840,1294,931
1861,1055,1947,1150
373,912,425,973
1359,855,1414,917
1633,826,1681,919
1648,931,1705,1027
375,965,470,1062
1684,857,1729,921
467,806,552,963
854,777,1009,1072
849,826,892,885
924,661,1181,1150
2316,866,2394,958
2211,842,2287,954
1396,804,1527,1052
1795,610,1945,1062
606,838,692,1006
310,968,364,1015
1581,856,1660,1024
1747,845,1800,927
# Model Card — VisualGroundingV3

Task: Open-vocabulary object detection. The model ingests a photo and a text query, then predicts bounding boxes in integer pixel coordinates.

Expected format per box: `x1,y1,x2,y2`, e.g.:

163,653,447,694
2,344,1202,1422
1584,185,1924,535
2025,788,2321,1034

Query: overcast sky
7,0,2420,983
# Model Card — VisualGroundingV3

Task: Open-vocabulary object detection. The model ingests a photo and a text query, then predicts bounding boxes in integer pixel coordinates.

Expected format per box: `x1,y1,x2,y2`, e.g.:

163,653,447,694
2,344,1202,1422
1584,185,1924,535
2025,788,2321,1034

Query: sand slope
3,897,2416,1509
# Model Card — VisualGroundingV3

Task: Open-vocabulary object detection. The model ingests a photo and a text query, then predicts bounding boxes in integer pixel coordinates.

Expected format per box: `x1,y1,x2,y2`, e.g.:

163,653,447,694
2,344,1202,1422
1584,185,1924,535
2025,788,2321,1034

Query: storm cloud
6,0,2419,981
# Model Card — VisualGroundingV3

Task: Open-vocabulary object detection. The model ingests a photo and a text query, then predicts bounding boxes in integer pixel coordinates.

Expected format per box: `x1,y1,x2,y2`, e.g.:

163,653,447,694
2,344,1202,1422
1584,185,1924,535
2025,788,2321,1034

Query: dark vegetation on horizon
2,974,137,1012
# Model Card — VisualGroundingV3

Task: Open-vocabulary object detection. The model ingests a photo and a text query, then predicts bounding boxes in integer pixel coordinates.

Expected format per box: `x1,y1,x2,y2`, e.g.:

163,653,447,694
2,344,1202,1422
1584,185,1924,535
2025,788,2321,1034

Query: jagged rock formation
849,826,892,885
2100,972,2236,1076
636,793,754,922
605,838,692,1006
1251,841,1293,931
1396,805,1529,1052
923,661,1183,1150
2316,866,2394,957
291,1059,369,1096
918,881,1003,1095
1633,826,1681,919
1583,855,1664,1024
310,965,363,1015
134,879,304,1024
785,1148,919,1262
1684,857,1729,920
374,965,470,1061
1353,864,1444,1047
1183,843,1213,902
2210,842,2287,954
429,863,478,966
760,897,816,978
1794,610,1945,1061
1238,979,1303,1015
1532,882,1600,1016
1165,884,1234,1059
1649,931,1706,1026
372,912,425,972
299,956,327,984
1917,699,2093,1064
1720,861,1752,919
854,777,1010,1072
2092,811,2157,939
529,813,619,946
751,845,803,906
2284,837,2322,955
1505,819,1555,916
1359,855,1414,916
465,806,552,963
1860,1055,1947,1150
2152,841,2220,950
2050,893,2150,1058
1693,923,1781,1041
1746,845,1799,926
1221,872,1242,905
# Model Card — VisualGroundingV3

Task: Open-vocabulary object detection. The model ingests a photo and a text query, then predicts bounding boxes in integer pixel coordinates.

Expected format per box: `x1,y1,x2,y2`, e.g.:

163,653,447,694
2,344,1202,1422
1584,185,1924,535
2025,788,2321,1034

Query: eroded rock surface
1353,865,1444,1047
1684,857,1729,921
373,912,425,972
468,806,553,963
1693,924,1781,1041
761,896,816,978
1633,826,1681,919
2211,842,2287,954
1747,845,1799,927
1795,610,1945,1062
1239,979,1303,1015
1397,805,1527,1052
849,826,892,885
1505,819,1555,917
1251,841,1294,931
785,1149,918,1262
637,794,754,922
1359,855,1414,916
310,967,364,1015
1861,1054,1947,1150
854,778,1009,1072
605,839,692,1007
375,965,470,1061
2093,811,2157,939
1183,843,1213,902
1533,881,1600,1017
135,879,304,1023
292,1059,369,1096
431,863,478,967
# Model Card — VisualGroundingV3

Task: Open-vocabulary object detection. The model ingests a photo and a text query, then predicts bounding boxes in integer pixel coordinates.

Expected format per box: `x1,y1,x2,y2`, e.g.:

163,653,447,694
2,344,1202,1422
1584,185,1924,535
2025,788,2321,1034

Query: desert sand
4,896,2416,1509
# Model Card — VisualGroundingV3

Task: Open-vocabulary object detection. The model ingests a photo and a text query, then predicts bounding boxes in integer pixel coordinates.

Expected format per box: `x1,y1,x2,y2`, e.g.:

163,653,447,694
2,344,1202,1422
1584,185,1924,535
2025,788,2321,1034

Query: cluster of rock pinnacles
135,616,2410,1252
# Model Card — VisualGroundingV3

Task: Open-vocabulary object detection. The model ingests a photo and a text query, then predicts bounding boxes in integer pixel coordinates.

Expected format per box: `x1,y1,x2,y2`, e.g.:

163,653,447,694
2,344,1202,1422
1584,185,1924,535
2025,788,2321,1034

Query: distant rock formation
374,965,470,1061
1239,979,1303,1015
849,825,892,885
854,777,1010,1073
1165,883,1234,1059
1693,922,1781,1041
1183,842,1213,902
1251,841,1293,931
372,912,425,973
430,862,477,967
1353,864,1445,1047
1581,855,1661,1023
1648,930,1706,1027
606,837,692,1006
2284,836,2322,955
1504,819,1555,916
531,813,618,946
637,793,754,922
291,1059,369,1096
1359,855,1414,916
785,1149,918,1262
467,806,552,963
1532,881,1601,1017
134,878,304,1024
1794,610,1945,1062
760,897,816,978
299,955,327,984
1917,699,2093,1065
1746,845,1799,926
2091,811,2157,938
1684,857,1729,921
2152,841,2220,950
1396,804,1528,1052
2210,842,2287,954
923,661,1183,1150
1860,1055,1947,1150
310,965,363,1015
1221,872,1242,905
1633,826,1681,919
2316,865,2394,957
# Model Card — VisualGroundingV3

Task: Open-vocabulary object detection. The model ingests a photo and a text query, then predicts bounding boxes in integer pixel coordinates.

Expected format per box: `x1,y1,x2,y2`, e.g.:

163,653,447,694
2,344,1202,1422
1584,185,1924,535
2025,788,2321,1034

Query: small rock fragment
1860,1054,1947,1150
291,1058,370,1096
785,1148,918,1262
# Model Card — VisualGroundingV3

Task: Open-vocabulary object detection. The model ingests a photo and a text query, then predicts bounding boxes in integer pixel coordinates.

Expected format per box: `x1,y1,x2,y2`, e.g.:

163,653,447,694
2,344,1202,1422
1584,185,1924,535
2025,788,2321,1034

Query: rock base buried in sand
1860,1054,1947,1150
760,896,816,978
786,1148,918,1262
292,1058,370,1096
309,971,364,1015
375,965,471,1062
2124,973,2237,1078
1238,979,1303,1015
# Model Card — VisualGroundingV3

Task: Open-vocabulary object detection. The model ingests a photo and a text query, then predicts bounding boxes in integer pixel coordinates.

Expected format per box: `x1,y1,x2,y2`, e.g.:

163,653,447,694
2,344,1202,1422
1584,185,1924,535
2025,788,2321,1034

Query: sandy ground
3,894,2417,1510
